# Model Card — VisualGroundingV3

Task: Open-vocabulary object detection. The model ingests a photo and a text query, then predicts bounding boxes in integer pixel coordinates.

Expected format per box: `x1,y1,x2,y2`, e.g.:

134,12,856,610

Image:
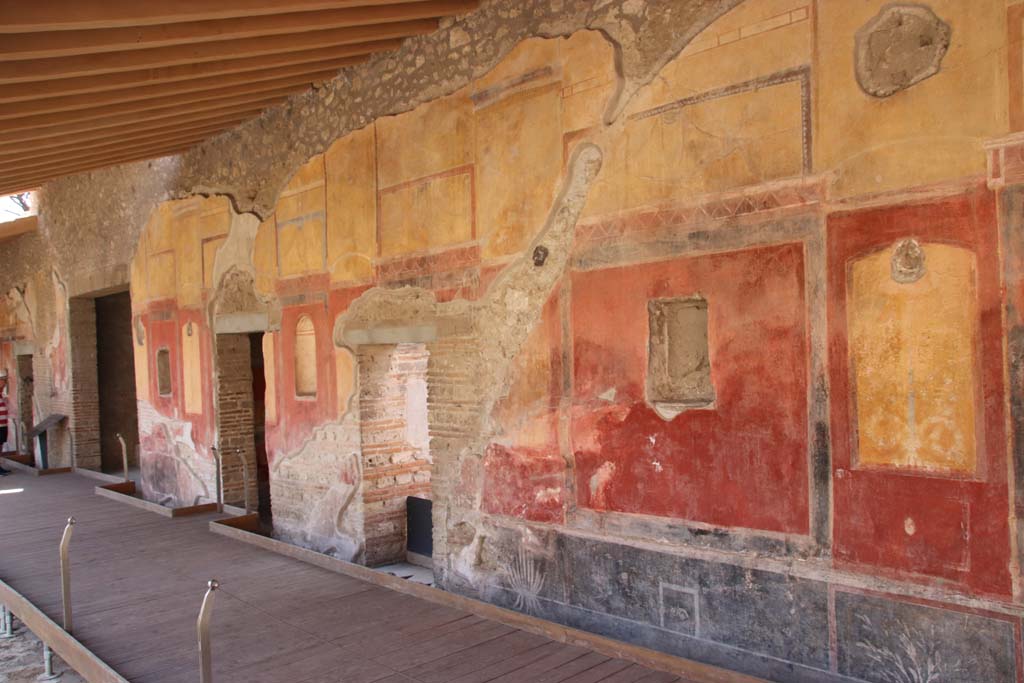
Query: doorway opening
359,342,432,576
214,332,271,529
95,291,139,478
14,354,32,455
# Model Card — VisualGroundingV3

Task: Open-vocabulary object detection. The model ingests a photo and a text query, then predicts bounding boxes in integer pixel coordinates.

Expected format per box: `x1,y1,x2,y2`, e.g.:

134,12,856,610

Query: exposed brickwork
67,297,99,470
359,343,431,566
214,333,258,508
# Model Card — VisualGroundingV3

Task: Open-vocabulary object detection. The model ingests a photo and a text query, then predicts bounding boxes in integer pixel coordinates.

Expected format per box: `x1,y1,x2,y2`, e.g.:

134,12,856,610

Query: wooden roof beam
0,23,432,83
0,143,201,195
0,70,340,128
0,0,476,60
0,60,358,117
0,113,255,156
0,0,429,32
0,95,283,145
0,122,243,165
0,50,369,104
0,135,215,176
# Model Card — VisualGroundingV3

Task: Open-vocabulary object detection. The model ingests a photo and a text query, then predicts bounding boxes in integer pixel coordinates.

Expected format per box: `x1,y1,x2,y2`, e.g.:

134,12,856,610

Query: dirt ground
0,618,83,683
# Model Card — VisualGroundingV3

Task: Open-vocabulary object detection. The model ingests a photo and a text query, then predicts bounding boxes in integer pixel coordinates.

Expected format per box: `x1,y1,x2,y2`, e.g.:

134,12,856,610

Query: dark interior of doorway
249,332,272,527
96,291,138,476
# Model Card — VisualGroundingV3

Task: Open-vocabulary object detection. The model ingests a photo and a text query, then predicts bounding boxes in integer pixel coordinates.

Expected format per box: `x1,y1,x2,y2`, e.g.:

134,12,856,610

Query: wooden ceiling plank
0,60,358,116
0,97,280,145
0,0,476,60
0,70,339,126
0,24,430,83
1,144,204,194
0,1,424,32
0,134,214,175
0,124,237,165
0,114,252,156
1,87,308,139
0,50,369,104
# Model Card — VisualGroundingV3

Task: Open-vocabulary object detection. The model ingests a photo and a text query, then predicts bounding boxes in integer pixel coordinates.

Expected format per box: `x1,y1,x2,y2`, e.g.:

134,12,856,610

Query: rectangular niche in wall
647,296,714,419
156,347,172,397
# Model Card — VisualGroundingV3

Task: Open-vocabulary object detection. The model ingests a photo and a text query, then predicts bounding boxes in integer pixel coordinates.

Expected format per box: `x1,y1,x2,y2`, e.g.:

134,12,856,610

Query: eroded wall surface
6,1,1024,681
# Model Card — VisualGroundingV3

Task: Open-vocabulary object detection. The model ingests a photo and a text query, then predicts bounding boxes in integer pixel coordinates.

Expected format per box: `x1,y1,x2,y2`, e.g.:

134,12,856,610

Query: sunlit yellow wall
131,196,230,309
815,0,1008,198
263,333,277,424
277,158,327,278
585,0,812,217
325,127,376,282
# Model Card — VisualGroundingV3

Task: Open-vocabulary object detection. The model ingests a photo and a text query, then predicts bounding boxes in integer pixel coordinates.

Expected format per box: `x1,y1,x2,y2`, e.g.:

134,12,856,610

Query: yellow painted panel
815,0,1007,198
278,218,325,277
378,172,473,257
253,216,277,296
476,83,562,259
198,197,231,239
202,237,227,290
587,80,804,217
628,0,810,117
561,30,617,133
147,204,175,255
134,337,149,402
848,243,979,473
276,157,326,278
175,211,201,308
473,37,559,95
335,346,356,418
276,156,325,223
376,93,474,188
146,251,176,301
263,333,277,424
181,323,202,414
325,126,376,283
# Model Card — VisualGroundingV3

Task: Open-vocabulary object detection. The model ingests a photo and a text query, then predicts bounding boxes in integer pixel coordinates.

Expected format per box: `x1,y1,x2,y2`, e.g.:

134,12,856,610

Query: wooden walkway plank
0,472,750,683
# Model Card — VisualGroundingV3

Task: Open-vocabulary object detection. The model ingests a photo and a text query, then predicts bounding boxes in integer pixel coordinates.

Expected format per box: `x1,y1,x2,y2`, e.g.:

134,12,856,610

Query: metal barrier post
197,579,219,683
235,449,251,514
39,643,60,680
212,447,223,513
0,604,13,639
59,517,74,634
116,433,129,483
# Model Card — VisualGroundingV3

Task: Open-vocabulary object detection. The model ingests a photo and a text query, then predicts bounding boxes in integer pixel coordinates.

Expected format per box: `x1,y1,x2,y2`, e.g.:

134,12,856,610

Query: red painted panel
482,443,566,523
828,187,1010,596
571,243,810,534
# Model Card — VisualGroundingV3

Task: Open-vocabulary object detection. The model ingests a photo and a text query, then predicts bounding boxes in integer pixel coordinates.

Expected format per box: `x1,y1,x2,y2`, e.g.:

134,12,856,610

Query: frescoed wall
104,0,1024,680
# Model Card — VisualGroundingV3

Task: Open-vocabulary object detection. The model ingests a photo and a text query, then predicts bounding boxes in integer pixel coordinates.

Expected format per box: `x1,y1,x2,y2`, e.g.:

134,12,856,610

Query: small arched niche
294,315,318,398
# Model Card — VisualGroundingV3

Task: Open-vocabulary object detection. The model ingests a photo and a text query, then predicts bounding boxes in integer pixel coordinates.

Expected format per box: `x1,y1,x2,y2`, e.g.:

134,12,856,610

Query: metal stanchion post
212,447,223,513
116,433,129,483
0,604,13,639
59,517,74,634
38,643,60,681
197,579,219,683
235,449,250,514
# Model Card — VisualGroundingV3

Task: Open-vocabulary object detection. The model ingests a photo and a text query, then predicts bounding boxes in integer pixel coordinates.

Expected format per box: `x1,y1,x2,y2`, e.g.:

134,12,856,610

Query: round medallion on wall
854,4,951,98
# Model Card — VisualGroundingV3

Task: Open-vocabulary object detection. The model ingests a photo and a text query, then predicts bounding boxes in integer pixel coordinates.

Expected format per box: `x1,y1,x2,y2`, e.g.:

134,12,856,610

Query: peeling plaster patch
855,4,951,98
271,420,364,562
137,399,213,507
589,461,616,508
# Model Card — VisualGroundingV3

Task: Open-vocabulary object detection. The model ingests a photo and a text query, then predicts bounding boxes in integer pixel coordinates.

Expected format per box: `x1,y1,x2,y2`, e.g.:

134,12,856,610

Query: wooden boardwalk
0,472,710,683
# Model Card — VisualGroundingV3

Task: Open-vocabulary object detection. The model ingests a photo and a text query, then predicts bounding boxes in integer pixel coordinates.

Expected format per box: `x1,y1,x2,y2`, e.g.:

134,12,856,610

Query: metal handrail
197,579,219,683
116,433,129,483
59,517,74,633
